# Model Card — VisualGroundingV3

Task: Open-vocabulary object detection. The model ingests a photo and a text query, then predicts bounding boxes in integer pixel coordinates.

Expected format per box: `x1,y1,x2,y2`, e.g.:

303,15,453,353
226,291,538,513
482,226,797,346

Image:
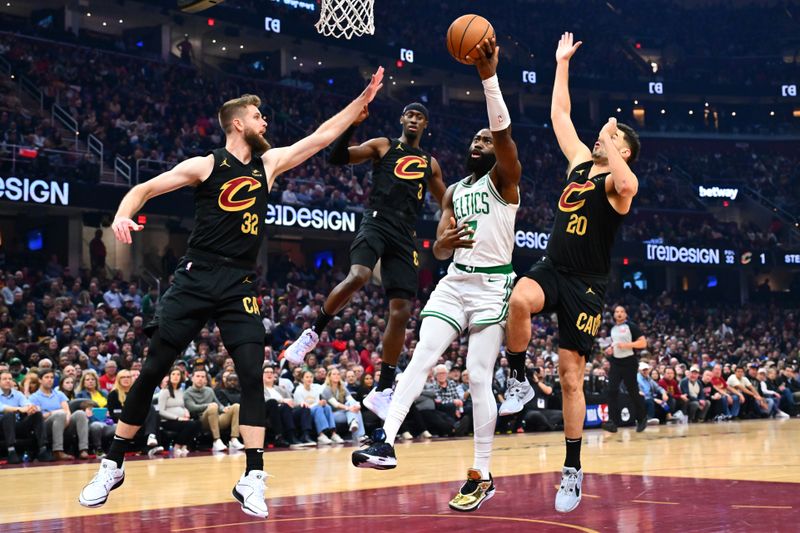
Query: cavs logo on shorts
575,312,601,336
218,176,262,212
413,250,419,267
394,155,428,180
558,181,596,213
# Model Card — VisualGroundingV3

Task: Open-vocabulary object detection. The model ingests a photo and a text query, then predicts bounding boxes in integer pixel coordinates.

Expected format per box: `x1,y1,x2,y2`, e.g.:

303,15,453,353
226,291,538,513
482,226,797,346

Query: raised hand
438,217,475,250
600,116,618,139
556,32,582,63
354,105,370,125
465,36,499,80
359,66,384,103
112,215,144,244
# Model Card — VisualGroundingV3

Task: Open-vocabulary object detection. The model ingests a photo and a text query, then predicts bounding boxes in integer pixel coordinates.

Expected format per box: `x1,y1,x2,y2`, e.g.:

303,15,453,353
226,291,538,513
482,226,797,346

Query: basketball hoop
315,0,374,39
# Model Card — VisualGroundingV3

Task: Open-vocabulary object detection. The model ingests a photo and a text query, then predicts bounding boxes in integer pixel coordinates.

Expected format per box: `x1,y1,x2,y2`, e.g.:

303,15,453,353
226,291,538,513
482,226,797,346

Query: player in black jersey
78,68,385,519
500,33,641,513
284,102,446,419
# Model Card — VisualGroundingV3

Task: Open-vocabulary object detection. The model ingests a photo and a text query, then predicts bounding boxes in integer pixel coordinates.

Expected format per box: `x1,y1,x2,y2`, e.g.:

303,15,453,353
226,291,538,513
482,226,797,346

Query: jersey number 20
566,214,587,236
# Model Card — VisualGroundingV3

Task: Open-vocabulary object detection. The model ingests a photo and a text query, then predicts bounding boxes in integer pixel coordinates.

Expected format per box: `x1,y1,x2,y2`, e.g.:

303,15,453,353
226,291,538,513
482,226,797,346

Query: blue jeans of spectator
778,389,795,414
332,399,365,441
727,394,741,417
757,397,777,416
310,404,335,434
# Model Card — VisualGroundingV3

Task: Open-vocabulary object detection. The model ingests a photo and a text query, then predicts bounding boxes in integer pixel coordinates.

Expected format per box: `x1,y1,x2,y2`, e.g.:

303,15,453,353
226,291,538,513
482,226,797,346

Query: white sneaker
647,418,660,425
364,388,393,420
229,437,246,450
284,328,319,365
555,467,583,513
79,459,125,508
421,430,433,439
777,410,791,419
212,439,227,452
146,434,158,447
400,431,414,441
318,433,333,445
331,433,345,444
498,378,534,416
232,470,269,519
349,418,359,434
147,446,164,459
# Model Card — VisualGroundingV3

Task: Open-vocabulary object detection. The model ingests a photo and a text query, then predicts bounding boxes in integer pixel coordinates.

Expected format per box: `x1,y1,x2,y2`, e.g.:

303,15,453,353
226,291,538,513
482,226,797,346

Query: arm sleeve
328,126,356,165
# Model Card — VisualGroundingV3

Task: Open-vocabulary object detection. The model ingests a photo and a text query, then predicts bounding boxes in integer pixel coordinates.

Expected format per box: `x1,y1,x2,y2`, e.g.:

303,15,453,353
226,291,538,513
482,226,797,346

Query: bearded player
500,32,640,513
353,37,521,513
78,68,384,519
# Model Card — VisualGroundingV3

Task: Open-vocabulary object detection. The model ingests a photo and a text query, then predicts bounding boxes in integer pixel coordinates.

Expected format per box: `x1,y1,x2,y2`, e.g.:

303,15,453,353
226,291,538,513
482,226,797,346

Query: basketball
446,15,495,64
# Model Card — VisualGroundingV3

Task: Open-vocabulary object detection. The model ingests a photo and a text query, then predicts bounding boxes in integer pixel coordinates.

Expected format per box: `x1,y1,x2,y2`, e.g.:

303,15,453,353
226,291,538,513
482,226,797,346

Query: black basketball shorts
349,214,419,300
145,257,264,351
519,257,607,360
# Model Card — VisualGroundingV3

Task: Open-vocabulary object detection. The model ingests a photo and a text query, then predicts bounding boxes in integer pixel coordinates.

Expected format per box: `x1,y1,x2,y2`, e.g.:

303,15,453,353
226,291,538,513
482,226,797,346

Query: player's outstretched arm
551,32,591,173
263,67,384,186
327,106,390,166
599,117,638,214
466,37,521,203
432,185,474,261
111,154,214,244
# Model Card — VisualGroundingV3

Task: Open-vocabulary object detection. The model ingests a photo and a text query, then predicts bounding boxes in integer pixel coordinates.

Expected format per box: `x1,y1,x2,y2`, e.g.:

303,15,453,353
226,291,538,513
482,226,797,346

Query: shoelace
559,472,579,494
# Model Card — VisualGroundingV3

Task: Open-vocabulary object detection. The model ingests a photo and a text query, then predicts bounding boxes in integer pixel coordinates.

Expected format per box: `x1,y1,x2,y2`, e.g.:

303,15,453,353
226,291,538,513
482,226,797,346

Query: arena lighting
137,215,147,225
633,99,638,105
466,90,470,95
623,257,629,265
660,109,666,114
118,19,123,23
396,59,404,68
410,80,415,84
635,42,641,49
422,240,430,249
731,111,737,117
769,111,775,116
689,110,694,115
207,18,215,26
616,107,621,112
723,201,730,207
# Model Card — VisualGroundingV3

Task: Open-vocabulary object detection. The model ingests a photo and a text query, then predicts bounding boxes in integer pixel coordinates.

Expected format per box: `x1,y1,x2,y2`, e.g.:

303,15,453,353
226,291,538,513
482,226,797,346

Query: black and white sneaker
351,429,397,470
232,470,269,518
555,467,583,513
79,459,125,508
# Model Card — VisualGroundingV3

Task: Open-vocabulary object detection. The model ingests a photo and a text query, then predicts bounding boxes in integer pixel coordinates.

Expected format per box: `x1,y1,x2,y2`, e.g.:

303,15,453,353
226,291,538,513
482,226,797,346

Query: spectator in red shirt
331,329,347,353
710,365,741,418
99,360,118,393
658,367,688,417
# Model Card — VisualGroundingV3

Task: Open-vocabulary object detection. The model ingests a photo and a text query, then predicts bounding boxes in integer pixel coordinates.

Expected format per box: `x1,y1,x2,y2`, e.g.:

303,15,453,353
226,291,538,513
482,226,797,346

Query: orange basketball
446,14,495,65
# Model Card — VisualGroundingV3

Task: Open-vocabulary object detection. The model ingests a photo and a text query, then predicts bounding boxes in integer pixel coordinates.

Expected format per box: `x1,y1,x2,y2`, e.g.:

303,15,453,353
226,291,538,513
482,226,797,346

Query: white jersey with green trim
452,173,518,267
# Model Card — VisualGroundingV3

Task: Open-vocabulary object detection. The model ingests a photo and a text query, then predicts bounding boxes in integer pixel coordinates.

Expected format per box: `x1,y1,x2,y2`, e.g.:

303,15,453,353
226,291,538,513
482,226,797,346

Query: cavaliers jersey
186,148,268,263
367,138,432,225
546,161,625,276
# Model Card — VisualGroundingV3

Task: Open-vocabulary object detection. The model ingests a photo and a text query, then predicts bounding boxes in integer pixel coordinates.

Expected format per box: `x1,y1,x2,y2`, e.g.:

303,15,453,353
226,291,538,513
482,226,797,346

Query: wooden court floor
1,419,798,532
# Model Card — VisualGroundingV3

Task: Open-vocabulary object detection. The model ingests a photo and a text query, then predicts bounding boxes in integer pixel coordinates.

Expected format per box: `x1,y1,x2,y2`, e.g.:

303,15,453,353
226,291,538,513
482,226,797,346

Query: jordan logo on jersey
558,181,596,213
220,158,231,168
252,169,262,177
393,155,428,180
218,176,262,212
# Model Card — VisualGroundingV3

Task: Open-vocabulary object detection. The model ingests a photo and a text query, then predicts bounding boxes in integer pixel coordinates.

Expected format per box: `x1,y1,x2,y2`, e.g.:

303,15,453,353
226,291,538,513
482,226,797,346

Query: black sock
377,364,396,391
312,307,333,333
506,349,527,382
564,438,582,470
245,448,264,474
107,436,133,468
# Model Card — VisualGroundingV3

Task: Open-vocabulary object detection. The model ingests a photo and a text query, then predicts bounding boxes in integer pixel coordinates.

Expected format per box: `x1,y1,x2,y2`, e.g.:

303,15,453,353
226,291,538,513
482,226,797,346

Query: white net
315,0,375,39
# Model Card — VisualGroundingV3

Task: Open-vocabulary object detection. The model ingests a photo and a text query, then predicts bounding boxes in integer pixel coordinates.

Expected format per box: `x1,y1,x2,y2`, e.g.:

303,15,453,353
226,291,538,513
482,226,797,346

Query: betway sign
265,204,357,232
698,186,739,200
0,177,69,205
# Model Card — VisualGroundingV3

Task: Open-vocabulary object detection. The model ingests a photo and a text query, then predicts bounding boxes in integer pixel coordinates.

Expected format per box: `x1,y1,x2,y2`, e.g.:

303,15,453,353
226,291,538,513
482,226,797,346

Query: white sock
383,318,459,445
466,324,504,479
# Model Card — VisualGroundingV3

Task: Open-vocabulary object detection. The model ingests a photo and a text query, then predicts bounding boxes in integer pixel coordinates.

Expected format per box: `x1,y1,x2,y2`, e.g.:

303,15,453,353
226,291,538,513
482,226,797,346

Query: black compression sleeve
328,125,356,165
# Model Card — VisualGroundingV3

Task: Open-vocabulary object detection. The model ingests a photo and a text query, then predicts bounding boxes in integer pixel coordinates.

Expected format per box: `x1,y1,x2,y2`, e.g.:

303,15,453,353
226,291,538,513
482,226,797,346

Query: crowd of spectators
1,253,798,465
2,30,797,248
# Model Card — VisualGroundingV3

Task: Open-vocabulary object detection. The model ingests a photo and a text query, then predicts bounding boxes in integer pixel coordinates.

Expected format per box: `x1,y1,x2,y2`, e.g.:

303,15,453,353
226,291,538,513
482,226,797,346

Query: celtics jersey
546,161,625,276
186,148,268,263
452,173,518,267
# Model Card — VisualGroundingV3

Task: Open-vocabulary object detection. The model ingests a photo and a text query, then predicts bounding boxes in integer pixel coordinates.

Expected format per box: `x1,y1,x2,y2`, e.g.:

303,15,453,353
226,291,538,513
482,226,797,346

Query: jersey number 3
566,214,587,236
241,212,259,235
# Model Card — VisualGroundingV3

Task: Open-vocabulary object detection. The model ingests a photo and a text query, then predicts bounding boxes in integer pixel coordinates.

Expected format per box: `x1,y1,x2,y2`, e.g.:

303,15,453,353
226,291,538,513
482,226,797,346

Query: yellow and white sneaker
448,468,495,512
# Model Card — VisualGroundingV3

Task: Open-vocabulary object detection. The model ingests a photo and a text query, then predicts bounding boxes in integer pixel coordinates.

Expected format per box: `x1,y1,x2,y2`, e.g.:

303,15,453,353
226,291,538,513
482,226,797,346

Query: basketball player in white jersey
351,37,521,513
